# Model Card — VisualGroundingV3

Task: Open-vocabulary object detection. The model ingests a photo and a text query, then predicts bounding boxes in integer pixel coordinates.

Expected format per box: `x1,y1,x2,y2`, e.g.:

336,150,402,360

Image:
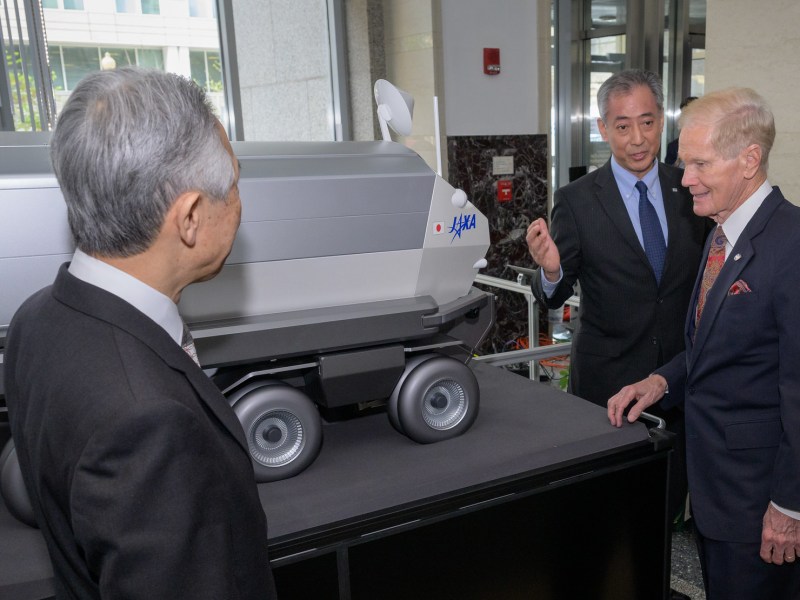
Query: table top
260,362,650,541
0,363,651,597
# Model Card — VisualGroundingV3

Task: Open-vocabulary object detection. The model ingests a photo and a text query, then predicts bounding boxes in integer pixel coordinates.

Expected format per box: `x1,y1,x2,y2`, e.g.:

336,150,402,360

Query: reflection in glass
588,35,626,168
189,0,217,18
691,48,705,97
590,0,626,29
4,0,224,131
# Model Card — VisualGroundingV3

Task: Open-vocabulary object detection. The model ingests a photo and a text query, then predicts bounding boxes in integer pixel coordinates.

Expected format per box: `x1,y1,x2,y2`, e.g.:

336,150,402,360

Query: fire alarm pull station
497,179,513,202
484,48,500,75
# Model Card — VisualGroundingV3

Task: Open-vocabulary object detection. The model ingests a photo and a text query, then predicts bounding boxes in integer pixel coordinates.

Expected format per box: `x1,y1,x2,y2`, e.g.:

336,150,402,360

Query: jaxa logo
449,213,477,242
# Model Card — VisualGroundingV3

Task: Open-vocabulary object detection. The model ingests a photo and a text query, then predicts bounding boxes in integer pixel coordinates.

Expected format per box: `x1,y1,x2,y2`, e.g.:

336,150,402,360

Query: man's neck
96,248,185,304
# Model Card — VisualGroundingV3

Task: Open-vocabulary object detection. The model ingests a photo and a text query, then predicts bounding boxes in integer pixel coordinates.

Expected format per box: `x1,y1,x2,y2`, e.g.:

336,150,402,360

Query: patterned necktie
636,180,666,285
181,322,201,366
694,225,727,332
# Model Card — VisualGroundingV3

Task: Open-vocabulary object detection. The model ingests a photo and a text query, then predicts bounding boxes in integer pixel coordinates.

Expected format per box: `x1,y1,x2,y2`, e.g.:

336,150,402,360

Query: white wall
440,0,541,136
382,0,438,168
705,0,800,204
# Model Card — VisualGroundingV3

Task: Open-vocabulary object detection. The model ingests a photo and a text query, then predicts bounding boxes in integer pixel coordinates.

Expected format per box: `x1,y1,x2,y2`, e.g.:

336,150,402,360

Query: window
2,0,217,132
61,47,99,88
137,48,164,70
42,0,84,8
587,35,625,168
190,50,222,92
2,0,350,141
115,0,159,15
3,43,49,131
189,0,217,19
190,49,223,117
141,0,158,14
49,46,166,92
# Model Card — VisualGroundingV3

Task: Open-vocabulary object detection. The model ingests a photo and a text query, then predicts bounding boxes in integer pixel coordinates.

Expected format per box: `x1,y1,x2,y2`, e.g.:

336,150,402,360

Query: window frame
1,0,351,142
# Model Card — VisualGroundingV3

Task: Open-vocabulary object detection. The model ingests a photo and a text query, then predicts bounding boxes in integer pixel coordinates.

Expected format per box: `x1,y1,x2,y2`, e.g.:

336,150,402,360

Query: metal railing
473,272,579,382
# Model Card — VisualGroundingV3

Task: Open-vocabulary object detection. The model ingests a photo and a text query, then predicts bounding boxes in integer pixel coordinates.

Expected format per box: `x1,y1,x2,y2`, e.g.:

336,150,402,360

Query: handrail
473,272,578,380
473,343,572,367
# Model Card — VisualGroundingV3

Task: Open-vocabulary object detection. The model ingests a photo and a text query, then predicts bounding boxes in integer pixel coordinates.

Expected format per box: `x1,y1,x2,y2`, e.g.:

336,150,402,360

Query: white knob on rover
451,189,468,208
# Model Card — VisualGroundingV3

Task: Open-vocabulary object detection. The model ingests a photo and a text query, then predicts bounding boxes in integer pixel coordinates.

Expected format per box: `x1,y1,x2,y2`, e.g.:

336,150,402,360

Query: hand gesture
526,218,561,282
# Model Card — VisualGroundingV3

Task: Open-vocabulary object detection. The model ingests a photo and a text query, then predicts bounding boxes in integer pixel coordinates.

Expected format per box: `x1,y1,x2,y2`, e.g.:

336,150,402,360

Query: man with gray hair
609,87,800,599
4,67,277,598
526,70,707,544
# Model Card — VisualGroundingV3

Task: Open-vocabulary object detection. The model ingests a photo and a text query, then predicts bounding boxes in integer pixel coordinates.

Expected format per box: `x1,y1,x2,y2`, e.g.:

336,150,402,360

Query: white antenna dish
374,79,414,141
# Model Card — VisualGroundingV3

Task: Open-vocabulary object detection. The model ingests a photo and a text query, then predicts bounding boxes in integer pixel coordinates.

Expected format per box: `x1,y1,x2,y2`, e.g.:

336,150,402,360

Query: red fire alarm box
484,48,500,75
497,179,513,202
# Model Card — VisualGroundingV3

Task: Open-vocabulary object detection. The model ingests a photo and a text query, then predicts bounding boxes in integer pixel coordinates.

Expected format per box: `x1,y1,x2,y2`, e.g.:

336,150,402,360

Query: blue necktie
636,180,666,284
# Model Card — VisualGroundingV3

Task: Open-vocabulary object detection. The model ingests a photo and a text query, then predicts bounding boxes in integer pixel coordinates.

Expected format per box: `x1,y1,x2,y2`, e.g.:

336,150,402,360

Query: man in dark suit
526,70,706,409
527,74,706,599
4,68,277,598
609,88,800,599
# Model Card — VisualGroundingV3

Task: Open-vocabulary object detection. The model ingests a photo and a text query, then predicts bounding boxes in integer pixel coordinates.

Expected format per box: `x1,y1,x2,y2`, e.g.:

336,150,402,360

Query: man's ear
742,143,762,179
597,117,608,142
172,191,203,247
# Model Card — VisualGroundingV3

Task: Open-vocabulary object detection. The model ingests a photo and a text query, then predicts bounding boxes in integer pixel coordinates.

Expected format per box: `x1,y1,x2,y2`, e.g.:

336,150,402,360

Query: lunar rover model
0,135,493,527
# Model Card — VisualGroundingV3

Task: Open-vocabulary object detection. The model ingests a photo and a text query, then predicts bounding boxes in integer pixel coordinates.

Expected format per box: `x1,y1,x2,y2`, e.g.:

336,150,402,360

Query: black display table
0,363,672,600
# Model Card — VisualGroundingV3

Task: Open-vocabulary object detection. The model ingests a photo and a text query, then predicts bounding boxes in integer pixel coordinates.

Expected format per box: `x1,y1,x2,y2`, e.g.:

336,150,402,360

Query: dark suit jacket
4,265,277,599
658,187,800,543
665,138,679,166
532,160,708,406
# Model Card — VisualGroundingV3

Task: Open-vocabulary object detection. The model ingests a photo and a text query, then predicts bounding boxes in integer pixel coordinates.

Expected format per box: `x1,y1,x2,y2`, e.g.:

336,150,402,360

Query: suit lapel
52,266,250,455
179,363,250,454
688,238,753,365
593,162,652,269
659,166,685,285
595,161,685,287
687,188,782,369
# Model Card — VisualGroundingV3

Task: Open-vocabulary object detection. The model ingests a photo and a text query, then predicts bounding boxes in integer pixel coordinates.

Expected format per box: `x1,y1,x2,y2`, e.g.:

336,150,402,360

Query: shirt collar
68,249,184,346
610,156,659,198
719,180,772,250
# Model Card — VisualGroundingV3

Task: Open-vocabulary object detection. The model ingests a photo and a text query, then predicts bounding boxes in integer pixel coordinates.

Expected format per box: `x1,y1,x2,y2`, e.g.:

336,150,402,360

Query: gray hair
597,69,664,123
679,87,775,171
50,67,234,257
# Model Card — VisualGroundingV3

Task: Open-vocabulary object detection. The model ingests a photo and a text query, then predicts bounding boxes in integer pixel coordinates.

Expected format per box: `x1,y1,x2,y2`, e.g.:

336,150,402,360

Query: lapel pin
672,188,678,192
734,253,741,261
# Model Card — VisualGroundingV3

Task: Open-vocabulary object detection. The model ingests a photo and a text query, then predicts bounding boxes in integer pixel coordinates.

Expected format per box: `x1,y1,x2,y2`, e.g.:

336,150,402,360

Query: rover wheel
388,355,479,444
228,381,323,482
0,440,37,528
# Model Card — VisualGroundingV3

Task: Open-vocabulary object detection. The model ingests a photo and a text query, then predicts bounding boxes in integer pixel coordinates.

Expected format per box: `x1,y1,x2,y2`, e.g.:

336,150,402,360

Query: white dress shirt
715,179,771,259
68,249,184,347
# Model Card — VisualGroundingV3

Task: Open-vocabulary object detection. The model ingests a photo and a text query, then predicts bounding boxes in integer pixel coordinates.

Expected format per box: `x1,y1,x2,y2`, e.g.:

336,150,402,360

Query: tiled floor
671,525,706,599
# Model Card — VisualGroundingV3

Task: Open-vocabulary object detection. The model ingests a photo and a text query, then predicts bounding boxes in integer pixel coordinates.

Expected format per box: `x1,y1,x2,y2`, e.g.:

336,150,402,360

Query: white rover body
0,140,493,501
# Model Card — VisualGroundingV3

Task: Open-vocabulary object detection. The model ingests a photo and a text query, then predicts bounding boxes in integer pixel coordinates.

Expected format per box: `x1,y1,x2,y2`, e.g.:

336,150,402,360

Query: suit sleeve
70,398,252,599
531,188,581,309
655,351,687,411
770,242,800,512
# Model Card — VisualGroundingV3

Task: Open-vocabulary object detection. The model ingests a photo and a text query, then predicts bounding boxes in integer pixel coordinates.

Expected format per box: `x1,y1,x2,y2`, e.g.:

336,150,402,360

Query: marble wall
447,134,548,356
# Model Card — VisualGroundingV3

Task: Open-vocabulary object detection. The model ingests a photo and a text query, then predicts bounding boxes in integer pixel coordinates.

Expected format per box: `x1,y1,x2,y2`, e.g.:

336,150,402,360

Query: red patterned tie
182,322,201,366
694,225,727,332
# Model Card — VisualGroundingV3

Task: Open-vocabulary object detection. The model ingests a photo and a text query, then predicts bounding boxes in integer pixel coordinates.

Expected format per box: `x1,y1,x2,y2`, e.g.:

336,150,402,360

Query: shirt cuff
540,266,563,298
771,501,800,520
